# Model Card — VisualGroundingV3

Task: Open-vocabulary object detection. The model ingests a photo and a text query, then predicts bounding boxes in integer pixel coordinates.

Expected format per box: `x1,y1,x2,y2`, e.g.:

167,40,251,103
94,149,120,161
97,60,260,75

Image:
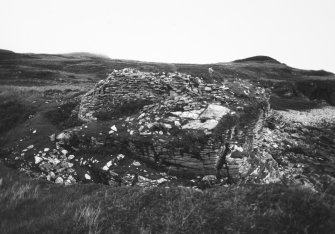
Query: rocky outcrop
73,68,272,181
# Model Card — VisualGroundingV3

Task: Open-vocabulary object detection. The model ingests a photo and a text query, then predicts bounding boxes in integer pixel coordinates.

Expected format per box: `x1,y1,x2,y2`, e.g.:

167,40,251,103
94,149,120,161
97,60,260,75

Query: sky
0,0,334,72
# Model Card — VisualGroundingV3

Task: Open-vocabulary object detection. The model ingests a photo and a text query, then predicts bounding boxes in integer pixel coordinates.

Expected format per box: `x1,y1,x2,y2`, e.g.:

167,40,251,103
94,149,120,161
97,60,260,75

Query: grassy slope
0,164,334,234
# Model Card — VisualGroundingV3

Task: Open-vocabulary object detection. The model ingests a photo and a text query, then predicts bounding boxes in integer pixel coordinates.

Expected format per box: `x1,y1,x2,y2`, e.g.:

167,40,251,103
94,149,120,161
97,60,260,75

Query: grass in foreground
0,164,334,234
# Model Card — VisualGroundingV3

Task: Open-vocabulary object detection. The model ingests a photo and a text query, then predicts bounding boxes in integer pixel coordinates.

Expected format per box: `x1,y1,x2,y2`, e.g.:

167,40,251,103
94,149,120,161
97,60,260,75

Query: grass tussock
0,85,88,102
0,182,39,208
0,85,87,95
0,164,334,234
0,97,35,134
74,205,103,234
44,101,83,129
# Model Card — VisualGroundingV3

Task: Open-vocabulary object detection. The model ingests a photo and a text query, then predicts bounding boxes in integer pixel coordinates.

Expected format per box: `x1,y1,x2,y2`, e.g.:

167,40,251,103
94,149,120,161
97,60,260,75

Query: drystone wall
75,68,271,180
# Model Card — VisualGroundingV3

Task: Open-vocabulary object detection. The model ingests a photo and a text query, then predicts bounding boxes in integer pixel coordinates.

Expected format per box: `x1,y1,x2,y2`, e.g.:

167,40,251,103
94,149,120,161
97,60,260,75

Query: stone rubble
74,68,273,182
252,108,335,191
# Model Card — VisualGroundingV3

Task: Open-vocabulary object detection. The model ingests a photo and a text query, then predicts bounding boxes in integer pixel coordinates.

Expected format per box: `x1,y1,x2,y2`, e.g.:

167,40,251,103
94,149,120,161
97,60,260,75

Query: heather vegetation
0,165,334,234
44,101,82,129
0,97,35,134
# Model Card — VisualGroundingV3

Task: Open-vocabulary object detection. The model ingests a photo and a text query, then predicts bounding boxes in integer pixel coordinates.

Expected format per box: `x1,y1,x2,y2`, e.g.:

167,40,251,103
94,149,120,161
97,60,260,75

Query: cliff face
72,68,273,181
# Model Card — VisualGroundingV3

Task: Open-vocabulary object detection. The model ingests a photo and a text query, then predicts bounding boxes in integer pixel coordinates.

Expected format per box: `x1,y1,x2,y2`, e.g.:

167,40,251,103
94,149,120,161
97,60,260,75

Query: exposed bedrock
63,68,276,182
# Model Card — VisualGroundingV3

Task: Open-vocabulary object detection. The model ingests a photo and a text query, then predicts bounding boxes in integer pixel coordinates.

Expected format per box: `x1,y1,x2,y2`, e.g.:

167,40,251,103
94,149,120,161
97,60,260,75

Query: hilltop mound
233,56,281,64
62,52,110,59
0,49,15,54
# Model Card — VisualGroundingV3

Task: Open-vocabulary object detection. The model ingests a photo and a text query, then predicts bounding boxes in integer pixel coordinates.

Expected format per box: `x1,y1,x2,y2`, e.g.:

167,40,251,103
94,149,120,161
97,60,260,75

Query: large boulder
73,68,272,181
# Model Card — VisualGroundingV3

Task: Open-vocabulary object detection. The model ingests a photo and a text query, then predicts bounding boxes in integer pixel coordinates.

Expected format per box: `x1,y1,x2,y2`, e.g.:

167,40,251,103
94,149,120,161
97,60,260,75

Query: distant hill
233,55,281,64
61,52,111,59
0,49,15,54
0,49,335,105
0,50,334,84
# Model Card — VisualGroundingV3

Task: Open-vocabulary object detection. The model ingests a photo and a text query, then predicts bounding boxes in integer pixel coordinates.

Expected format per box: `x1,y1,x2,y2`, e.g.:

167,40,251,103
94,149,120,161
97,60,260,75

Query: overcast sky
1,0,334,72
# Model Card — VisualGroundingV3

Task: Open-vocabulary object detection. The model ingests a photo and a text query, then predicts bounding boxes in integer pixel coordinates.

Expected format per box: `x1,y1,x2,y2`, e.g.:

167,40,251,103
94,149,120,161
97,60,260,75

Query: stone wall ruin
76,68,271,180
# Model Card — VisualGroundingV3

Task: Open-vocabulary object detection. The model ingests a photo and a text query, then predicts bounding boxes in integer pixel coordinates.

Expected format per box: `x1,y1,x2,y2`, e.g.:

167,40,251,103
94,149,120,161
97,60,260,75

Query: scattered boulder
84,174,91,180
34,156,43,164
55,177,64,184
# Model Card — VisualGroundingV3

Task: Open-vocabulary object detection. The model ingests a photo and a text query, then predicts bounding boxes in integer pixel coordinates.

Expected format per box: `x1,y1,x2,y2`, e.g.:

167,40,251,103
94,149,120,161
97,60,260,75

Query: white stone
174,120,181,127
132,161,141,166
138,176,153,184
117,154,125,160
163,123,172,129
171,109,204,120
32,130,37,134
44,148,50,152
138,125,145,132
102,161,113,170
68,155,75,160
55,177,63,184
27,145,34,149
49,158,60,165
232,145,244,152
64,180,72,186
34,156,43,164
202,175,217,181
199,104,230,120
220,85,229,90
85,174,91,180
61,149,68,155
106,161,113,167
166,116,178,122
181,119,218,130
140,131,151,135
49,171,56,179
146,123,154,129
110,125,117,132
138,113,146,119
156,178,168,184
68,175,76,182
56,132,68,140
